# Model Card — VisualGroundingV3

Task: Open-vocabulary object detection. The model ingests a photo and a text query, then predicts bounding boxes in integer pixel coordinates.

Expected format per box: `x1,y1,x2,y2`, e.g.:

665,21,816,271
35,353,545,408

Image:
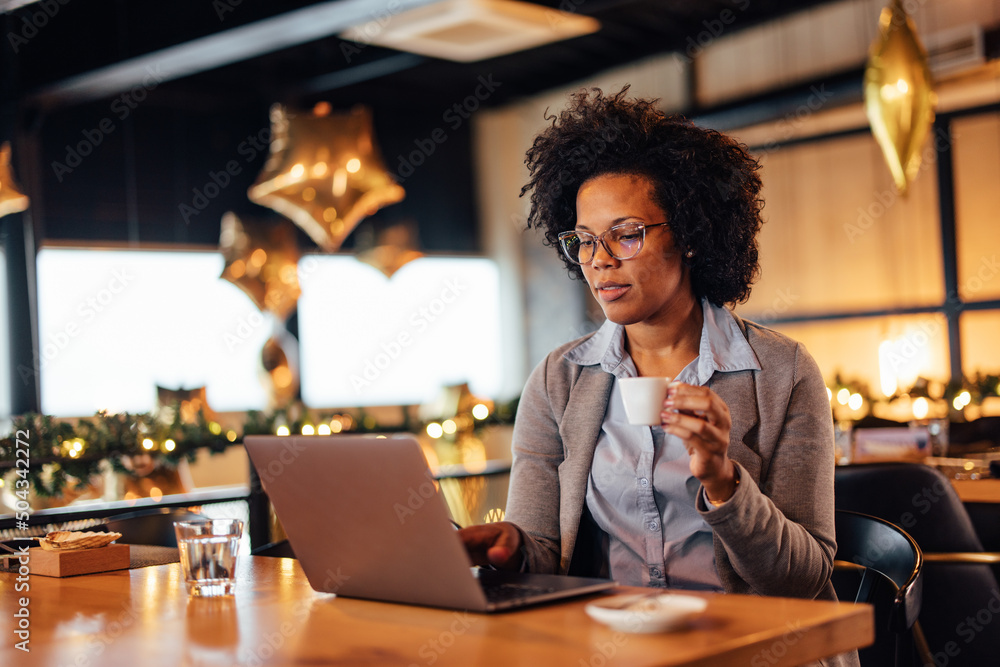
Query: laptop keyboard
482,582,558,604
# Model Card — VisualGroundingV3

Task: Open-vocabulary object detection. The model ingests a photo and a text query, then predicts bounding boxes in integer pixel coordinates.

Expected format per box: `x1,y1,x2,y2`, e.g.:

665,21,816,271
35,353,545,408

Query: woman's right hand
457,521,524,571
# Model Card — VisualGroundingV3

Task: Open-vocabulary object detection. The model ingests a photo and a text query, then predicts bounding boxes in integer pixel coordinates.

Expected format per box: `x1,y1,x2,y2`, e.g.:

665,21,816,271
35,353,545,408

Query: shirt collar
563,300,761,380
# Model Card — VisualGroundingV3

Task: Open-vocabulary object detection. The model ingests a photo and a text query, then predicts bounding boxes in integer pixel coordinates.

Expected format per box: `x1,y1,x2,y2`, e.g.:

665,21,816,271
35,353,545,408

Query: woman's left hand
660,382,738,503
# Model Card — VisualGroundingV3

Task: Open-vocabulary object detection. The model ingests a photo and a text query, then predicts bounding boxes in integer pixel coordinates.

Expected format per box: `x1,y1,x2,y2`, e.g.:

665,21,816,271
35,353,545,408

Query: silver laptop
244,434,615,611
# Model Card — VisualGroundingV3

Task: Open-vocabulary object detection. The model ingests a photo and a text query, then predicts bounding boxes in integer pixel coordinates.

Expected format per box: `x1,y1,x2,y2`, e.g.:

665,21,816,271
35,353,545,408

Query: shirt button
648,521,658,531
650,568,661,577
639,478,649,487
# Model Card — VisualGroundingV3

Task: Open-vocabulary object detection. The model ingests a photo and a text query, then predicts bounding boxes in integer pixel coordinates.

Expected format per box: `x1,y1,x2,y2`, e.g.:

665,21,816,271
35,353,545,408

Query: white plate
585,593,708,633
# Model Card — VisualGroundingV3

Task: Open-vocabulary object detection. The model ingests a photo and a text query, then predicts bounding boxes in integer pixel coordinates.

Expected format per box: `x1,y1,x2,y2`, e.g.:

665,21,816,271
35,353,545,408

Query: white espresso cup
619,377,671,426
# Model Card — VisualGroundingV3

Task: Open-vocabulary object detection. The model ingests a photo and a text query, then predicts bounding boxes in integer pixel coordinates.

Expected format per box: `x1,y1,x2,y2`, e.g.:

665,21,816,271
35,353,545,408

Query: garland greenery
829,372,1000,417
1,398,520,499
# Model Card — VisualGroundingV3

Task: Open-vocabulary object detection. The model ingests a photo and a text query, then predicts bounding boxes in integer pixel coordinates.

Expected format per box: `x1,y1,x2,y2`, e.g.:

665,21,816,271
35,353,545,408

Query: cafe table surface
1,555,872,667
950,477,1000,503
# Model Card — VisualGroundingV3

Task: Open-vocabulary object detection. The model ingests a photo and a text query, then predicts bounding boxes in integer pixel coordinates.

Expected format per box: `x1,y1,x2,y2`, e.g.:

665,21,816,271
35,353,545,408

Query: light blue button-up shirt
564,300,761,590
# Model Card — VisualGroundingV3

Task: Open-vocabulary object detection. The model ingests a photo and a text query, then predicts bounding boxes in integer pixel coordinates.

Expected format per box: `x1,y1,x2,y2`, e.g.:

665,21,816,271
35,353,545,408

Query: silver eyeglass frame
557,221,669,265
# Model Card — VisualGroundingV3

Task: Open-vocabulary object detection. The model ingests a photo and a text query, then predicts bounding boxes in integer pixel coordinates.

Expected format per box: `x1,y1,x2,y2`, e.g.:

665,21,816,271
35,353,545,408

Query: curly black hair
520,86,764,307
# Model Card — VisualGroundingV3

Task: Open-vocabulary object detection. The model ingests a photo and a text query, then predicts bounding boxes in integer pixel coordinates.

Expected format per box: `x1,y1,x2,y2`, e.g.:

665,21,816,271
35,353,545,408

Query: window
297,256,503,407
748,131,942,318
35,250,504,415
953,112,1000,303
36,248,272,415
729,103,1000,422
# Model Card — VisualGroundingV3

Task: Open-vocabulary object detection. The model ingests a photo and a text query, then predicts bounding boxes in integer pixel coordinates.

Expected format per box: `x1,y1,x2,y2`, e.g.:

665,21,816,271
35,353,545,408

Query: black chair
833,510,924,667
102,507,206,547
836,463,1000,667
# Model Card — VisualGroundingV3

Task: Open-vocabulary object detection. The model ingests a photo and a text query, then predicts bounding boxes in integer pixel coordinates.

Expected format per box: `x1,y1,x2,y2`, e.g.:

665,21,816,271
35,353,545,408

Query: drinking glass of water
173,519,244,597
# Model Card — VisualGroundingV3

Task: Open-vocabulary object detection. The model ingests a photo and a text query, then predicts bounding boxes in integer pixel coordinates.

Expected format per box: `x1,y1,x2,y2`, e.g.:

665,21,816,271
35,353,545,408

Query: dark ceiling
6,0,838,113
2,0,839,249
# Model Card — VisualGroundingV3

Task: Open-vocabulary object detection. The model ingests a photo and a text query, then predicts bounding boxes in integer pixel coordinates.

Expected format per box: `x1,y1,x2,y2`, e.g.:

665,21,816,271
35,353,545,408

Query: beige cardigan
505,312,858,667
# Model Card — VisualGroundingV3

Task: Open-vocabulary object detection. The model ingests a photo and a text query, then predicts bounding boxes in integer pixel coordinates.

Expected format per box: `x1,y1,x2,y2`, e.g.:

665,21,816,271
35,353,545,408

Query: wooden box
29,544,131,577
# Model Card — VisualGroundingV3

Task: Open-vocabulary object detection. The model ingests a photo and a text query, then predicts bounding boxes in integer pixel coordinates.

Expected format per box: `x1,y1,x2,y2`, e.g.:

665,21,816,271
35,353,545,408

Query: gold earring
685,250,694,258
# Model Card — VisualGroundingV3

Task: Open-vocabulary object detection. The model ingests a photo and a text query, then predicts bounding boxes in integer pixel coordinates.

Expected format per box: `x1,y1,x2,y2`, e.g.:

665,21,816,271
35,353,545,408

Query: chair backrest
104,507,206,547
834,510,923,667
835,510,922,631
836,463,1000,667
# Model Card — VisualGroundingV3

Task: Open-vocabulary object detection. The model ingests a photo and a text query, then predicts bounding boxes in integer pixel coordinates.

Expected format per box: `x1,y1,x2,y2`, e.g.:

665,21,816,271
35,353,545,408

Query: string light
837,388,850,405
426,423,443,439
472,404,490,420
276,425,290,436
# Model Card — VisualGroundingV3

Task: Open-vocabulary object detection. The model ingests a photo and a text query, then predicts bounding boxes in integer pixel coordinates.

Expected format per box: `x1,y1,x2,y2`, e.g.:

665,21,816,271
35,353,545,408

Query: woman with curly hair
460,87,852,663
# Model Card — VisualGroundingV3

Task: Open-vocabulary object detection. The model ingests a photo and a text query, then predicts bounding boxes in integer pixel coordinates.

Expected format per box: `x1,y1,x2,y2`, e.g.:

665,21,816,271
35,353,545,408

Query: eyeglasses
557,222,669,265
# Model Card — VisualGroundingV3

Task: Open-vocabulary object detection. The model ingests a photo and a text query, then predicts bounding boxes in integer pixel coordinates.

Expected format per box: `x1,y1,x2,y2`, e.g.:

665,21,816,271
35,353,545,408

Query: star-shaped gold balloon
863,0,936,195
156,385,218,425
248,104,405,251
0,141,30,218
219,212,301,321
355,220,424,279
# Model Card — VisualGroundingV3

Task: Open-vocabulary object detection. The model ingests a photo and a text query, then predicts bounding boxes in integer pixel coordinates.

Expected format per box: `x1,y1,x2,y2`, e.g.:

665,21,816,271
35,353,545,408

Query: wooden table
1,556,872,666
951,478,1000,503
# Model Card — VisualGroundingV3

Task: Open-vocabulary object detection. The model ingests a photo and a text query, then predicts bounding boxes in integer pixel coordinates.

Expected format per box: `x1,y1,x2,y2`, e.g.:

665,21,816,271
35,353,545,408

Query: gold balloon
0,141,30,218
219,212,301,321
863,0,936,195
355,220,424,278
156,385,217,424
248,104,405,252
260,332,299,409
